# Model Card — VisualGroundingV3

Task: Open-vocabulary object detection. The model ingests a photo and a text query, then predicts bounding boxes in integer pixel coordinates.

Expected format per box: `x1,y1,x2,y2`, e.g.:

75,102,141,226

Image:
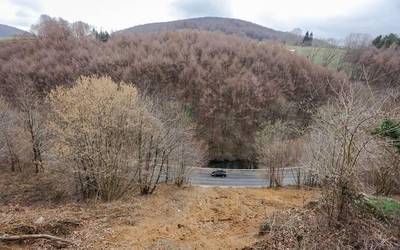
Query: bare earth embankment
0,173,318,249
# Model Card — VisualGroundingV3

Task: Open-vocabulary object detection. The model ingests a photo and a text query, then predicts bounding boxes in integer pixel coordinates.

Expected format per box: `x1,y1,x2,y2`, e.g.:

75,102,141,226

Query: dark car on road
210,169,227,177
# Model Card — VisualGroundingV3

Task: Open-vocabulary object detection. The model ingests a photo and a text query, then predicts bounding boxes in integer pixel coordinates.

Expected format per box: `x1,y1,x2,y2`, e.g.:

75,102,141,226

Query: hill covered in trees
0,17,345,164
119,17,305,44
0,24,29,38
1,13,399,250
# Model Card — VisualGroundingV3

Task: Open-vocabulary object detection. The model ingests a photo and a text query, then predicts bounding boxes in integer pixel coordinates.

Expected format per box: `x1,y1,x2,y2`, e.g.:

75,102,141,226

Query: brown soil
108,186,317,250
0,172,318,249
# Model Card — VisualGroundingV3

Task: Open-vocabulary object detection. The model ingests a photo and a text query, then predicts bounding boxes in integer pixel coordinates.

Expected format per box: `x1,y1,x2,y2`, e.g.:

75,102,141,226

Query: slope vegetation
0,19,345,163
120,17,302,44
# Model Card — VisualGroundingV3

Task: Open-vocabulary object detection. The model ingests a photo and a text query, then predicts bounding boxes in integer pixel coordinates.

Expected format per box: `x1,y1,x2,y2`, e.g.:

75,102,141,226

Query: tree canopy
0,17,345,162
372,33,400,48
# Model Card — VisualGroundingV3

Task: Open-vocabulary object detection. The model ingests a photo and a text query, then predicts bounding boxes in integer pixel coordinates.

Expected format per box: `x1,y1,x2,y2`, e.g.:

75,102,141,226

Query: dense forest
120,17,304,44
0,16,346,164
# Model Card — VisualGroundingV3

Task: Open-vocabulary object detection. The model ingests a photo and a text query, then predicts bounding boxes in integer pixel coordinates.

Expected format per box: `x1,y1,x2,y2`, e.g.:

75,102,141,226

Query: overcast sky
0,0,399,39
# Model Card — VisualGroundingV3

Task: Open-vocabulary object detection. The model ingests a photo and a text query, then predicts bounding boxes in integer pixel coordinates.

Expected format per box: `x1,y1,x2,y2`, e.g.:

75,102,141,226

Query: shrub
47,76,144,200
47,76,202,200
302,83,391,221
252,202,400,250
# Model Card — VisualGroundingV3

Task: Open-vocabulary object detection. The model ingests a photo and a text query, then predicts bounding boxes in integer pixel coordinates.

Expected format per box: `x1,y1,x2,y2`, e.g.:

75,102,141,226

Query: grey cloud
12,0,41,12
4,0,42,29
295,0,399,39
12,17,34,27
15,9,30,18
256,0,399,39
172,0,231,17
13,9,37,27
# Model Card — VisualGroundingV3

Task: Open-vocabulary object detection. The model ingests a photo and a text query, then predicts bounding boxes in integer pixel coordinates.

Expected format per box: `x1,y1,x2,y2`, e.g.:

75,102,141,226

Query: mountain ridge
0,24,29,38
118,17,304,44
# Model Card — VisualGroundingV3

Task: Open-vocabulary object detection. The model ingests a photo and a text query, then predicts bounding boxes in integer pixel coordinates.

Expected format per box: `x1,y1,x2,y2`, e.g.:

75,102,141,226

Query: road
187,167,304,187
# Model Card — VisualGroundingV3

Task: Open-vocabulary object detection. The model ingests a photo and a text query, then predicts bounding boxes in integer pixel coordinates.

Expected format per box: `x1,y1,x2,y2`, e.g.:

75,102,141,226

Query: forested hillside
119,17,303,44
0,24,28,38
0,17,345,163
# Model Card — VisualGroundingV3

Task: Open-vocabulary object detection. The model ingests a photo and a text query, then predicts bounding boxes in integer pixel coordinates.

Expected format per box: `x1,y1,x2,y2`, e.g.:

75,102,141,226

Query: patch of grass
287,45,346,70
365,196,400,214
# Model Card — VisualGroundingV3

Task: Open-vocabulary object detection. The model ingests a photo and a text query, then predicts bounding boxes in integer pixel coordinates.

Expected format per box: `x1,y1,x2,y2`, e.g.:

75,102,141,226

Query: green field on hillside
287,45,346,70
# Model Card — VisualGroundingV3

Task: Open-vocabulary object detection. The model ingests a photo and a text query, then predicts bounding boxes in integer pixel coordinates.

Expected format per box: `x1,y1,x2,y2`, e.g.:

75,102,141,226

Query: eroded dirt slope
106,186,316,249
0,173,317,249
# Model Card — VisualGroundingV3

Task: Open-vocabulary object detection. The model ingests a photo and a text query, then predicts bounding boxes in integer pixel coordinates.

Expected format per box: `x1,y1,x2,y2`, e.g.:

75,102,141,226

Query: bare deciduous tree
15,85,47,173
0,97,10,168
0,96,31,172
344,33,372,50
256,121,303,187
346,45,400,88
135,97,204,194
302,83,397,221
364,139,400,195
71,21,91,39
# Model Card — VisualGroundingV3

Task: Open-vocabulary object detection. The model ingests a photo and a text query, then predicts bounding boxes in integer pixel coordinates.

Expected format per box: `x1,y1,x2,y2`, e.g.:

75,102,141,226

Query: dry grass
248,197,400,250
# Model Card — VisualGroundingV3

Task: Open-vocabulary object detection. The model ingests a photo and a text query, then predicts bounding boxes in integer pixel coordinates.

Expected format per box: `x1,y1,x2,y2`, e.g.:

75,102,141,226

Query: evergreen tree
376,119,400,153
93,29,110,42
372,33,400,48
372,35,383,48
302,31,313,46
303,31,309,44
384,33,399,48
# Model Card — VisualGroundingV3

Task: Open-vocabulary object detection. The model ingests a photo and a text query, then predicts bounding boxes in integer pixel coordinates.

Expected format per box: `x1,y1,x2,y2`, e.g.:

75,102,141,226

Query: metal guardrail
189,166,304,174
154,165,305,173
186,166,306,187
